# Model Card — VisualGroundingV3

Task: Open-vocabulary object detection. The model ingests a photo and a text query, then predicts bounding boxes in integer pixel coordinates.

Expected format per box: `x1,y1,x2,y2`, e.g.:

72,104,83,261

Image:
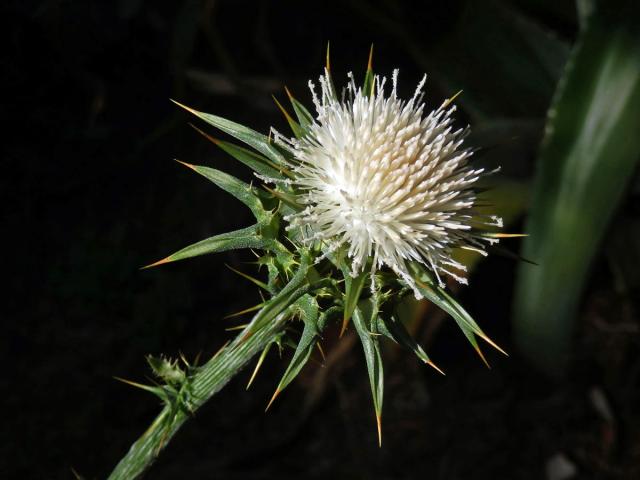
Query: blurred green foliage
513,0,640,376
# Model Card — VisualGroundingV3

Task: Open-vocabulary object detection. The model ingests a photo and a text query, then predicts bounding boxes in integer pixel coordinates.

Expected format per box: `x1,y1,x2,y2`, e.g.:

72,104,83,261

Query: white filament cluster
276,70,501,297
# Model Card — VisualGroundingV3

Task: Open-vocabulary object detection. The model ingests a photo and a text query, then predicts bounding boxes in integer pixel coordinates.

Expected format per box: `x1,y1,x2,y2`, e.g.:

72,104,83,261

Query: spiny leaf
352,304,384,447
272,95,305,139
147,356,186,385
189,123,287,180
143,224,266,268
172,99,289,167
458,326,491,369
285,86,314,130
409,262,506,363
269,295,320,406
242,250,313,339
378,316,444,375
174,160,266,220
256,253,281,293
262,185,304,211
340,267,368,337
324,42,337,101
363,44,375,98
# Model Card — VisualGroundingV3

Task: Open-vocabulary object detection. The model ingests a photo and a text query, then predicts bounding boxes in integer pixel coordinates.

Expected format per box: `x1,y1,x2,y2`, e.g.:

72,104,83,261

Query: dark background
4,0,639,478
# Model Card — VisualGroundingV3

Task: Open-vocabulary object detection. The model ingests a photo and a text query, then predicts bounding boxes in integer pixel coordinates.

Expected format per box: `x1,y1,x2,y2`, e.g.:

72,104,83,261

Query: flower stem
107,312,287,480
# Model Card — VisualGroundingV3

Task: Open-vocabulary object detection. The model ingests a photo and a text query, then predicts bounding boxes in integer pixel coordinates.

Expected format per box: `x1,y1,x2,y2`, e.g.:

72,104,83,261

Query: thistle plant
109,49,510,479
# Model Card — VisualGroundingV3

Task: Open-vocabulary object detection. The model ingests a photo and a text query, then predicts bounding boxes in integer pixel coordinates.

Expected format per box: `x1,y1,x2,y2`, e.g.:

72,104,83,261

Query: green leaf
285,87,314,131
352,303,384,446
172,100,289,166
146,356,186,385
243,251,313,337
256,254,280,294
271,295,320,399
273,95,306,139
363,45,375,97
339,265,368,337
189,123,287,180
144,225,265,268
175,160,266,220
513,1,640,376
409,262,505,366
378,315,443,374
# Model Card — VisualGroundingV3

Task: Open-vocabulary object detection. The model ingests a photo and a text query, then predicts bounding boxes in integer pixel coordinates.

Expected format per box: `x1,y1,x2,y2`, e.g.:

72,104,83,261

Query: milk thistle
108,48,509,479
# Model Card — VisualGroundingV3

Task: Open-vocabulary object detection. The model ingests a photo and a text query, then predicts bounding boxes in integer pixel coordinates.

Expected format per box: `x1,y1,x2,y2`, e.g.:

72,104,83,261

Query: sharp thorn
225,323,249,331
426,360,446,376
326,41,331,72
272,95,294,122
442,89,463,109
247,345,271,390
140,257,171,270
265,388,281,412
478,333,509,357
474,343,491,369
113,376,156,393
211,340,230,361
189,122,221,145
316,341,326,362
339,316,350,338
224,303,264,319
284,85,294,100
174,158,197,170
170,98,197,114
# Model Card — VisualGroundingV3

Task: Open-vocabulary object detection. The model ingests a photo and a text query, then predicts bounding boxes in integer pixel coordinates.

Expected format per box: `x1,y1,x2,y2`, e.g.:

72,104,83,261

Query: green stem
108,265,334,479
107,314,286,479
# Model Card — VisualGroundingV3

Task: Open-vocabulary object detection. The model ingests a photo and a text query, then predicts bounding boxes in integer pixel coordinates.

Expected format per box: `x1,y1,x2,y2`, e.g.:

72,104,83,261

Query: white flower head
276,69,501,297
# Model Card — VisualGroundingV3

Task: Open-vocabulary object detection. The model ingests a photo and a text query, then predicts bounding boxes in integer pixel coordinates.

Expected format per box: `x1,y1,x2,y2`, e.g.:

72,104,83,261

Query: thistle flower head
145,51,511,453
278,69,501,296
